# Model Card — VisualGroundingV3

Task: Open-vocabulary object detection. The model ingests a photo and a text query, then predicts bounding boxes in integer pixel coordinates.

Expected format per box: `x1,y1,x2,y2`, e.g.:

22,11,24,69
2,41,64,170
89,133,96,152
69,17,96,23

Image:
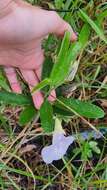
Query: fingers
4,67,22,93
48,90,56,102
41,10,77,41
20,69,44,109
50,12,77,41
35,66,56,102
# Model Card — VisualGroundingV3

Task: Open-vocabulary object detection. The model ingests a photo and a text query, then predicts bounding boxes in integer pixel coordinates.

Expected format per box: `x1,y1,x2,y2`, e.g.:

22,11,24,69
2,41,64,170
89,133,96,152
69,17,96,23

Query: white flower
41,118,75,164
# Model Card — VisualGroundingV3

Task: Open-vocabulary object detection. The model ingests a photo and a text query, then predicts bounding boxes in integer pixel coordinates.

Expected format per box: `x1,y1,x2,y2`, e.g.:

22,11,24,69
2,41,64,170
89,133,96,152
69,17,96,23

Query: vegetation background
0,0,107,189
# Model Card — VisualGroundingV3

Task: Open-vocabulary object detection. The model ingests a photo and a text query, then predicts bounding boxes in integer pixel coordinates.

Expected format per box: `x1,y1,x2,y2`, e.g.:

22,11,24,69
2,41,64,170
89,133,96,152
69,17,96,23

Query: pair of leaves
50,23,91,88
40,97,104,133
0,91,104,131
32,31,73,92
32,23,90,94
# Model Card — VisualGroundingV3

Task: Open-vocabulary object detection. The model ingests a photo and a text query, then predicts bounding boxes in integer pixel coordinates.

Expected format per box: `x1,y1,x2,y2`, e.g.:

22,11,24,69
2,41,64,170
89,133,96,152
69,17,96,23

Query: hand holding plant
0,0,77,109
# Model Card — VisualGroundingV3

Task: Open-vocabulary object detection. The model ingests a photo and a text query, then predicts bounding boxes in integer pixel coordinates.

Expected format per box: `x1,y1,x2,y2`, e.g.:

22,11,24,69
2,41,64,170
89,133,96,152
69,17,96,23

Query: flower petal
41,133,75,163
52,135,75,160
80,132,89,140
91,131,103,139
52,133,65,144
41,145,53,164
52,133,75,145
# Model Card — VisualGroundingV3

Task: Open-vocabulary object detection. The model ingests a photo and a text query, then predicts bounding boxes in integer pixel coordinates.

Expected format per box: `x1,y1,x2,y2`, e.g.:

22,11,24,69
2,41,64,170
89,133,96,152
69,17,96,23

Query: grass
0,0,107,189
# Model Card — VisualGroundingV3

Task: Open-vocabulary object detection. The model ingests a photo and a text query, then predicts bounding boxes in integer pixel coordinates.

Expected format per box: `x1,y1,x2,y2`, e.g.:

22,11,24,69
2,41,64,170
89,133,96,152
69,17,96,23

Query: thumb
44,10,77,41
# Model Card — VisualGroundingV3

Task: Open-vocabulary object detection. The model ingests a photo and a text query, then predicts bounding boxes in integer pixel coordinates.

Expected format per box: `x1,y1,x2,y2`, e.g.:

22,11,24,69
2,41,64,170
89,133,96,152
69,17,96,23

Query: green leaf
89,141,101,154
50,25,90,88
81,142,92,160
40,100,54,132
56,97,105,118
50,31,82,88
50,31,71,88
53,106,73,116
80,9,107,44
0,91,32,106
67,42,82,64
19,105,37,125
0,78,10,91
31,78,50,93
79,24,90,48
55,0,64,9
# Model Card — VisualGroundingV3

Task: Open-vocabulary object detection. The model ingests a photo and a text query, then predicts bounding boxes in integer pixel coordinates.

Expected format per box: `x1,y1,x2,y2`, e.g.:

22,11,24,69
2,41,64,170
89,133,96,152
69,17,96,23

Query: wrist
0,0,14,18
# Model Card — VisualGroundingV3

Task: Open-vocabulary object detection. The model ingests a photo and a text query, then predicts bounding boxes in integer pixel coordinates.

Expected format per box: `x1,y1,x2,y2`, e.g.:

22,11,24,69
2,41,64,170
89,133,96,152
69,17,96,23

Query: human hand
0,0,77,109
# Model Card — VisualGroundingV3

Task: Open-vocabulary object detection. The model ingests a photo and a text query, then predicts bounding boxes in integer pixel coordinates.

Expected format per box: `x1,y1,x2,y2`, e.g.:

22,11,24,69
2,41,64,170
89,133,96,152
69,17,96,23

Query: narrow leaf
31,78,50,93
0,91,32,106
79,24,90,48
67,42,82,64
50,31,71,88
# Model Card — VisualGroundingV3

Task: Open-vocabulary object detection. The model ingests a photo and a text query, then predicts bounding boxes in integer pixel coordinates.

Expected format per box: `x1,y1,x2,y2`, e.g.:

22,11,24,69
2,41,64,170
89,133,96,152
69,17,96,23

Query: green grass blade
79,24,91,48
0,164,47,182
80,9,107,44
96,10,107,23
